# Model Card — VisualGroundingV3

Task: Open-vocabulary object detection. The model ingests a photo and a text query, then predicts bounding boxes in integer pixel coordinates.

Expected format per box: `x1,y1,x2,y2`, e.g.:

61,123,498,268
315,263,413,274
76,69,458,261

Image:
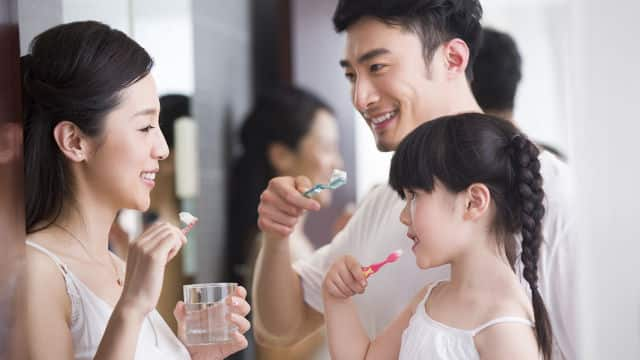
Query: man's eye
370,64,386,72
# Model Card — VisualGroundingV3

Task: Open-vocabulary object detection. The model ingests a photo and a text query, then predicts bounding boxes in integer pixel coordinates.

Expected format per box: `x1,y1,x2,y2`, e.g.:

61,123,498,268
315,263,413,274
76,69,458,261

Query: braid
511,134,553,359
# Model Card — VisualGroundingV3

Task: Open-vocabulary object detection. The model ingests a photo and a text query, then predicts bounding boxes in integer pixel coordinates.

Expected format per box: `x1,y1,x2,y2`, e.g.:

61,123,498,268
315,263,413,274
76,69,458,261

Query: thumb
294,176,314,193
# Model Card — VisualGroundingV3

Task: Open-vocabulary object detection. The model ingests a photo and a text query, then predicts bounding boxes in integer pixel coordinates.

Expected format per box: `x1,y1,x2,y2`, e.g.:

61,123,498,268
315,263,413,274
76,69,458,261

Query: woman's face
289,109,344,206
83,74,169,211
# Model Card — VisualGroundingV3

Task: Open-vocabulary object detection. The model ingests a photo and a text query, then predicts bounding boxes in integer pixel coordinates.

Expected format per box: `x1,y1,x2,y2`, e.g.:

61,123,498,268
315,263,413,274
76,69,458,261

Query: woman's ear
463,183,491,221
267,142,295,175
52,121,89,162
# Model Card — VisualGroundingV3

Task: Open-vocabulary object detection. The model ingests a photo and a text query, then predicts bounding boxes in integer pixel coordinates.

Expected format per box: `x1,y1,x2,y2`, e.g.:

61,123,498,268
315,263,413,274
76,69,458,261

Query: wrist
113,299,146,324
262,233,291,252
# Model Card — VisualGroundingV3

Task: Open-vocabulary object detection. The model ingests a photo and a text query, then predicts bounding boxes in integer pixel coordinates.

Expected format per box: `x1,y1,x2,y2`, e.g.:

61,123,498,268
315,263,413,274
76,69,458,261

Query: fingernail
232,297,239,306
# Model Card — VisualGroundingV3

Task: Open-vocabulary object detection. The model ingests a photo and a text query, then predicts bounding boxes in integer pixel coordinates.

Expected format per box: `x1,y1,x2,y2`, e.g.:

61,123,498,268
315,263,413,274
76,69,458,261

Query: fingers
226,296,251,317
323,256,367,299
173,301,186,339
220,332,249,357
269,177,320,211
234,285,247,299
257,217,293,238
228,312,251,334
294,176,314,193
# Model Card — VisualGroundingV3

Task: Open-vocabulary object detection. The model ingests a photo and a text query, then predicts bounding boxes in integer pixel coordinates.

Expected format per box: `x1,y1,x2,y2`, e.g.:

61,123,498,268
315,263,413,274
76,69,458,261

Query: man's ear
442,38,470,80
52,121,90,162
267,142,295,175
463,183,491,221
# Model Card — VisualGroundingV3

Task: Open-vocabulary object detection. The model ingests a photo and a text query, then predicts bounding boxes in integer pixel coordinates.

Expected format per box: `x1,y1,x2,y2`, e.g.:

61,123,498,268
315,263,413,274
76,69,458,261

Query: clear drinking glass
183,282,238,345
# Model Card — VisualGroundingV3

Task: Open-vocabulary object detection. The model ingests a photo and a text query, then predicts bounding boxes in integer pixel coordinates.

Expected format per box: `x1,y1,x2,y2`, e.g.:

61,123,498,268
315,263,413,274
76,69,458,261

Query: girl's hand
323,255,368,299
174,286,251,360
117,221,187,317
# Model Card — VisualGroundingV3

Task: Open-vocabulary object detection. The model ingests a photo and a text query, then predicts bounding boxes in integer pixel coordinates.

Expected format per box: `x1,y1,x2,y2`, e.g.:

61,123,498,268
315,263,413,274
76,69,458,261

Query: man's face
341,17,452,151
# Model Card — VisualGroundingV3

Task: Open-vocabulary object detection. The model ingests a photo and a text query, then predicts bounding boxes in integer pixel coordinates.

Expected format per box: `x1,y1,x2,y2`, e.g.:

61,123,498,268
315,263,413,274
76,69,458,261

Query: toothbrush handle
303,184,324,197
361,260,387,278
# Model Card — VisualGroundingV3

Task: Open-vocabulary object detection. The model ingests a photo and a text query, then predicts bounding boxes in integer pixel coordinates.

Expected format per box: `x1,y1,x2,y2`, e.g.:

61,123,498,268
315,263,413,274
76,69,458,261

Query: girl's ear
463,183,491,221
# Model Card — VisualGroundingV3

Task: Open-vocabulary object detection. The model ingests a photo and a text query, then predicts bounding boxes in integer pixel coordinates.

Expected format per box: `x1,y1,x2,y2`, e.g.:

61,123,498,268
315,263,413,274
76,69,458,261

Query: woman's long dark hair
389,113,552,359
225,87,333,283
23,21,153,233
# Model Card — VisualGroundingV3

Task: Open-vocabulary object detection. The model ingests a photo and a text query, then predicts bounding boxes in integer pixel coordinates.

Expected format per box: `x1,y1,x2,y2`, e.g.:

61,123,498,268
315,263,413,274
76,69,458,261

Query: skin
25,74,251,360
269,109,344,207
252,17,482,347
323,183,539,359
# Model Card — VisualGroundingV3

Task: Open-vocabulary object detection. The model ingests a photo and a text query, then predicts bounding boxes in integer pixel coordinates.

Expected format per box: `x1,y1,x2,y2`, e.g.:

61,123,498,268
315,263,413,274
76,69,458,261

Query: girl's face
83,74,169,212
286,109,344,206
399,182,471,269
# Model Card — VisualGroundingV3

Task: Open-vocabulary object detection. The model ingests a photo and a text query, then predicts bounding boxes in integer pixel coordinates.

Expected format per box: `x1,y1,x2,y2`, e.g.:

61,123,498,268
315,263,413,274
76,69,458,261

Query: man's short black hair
332,0,483,80
471,28,522,112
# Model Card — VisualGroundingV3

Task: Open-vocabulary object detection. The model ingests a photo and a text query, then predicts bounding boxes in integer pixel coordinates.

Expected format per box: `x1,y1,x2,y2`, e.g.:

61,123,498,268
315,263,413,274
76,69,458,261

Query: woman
23,21,250,360
227,87,343,359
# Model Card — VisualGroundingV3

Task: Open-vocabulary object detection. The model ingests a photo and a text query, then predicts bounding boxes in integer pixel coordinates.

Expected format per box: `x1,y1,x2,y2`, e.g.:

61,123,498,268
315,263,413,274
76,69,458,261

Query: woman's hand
174,286,251,360
323,255,368,299
117,221,187,317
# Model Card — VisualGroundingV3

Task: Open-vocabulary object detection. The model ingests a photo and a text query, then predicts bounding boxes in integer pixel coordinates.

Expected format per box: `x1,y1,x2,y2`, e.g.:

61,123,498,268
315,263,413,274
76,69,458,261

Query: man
252,1,575,358
472,27,566,161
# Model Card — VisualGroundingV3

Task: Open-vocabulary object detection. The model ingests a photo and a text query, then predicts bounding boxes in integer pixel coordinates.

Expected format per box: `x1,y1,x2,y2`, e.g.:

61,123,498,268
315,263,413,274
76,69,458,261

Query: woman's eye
344,72,355,82
140,125,155,132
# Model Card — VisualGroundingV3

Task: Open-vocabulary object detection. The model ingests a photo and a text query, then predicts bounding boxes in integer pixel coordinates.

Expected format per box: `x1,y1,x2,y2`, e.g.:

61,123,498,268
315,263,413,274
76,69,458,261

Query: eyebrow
339,48,391,68
132,108,159,117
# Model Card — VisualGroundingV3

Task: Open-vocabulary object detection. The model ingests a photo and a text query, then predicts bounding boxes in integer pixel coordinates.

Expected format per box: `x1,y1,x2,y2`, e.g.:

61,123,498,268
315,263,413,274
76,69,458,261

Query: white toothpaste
179,211,198,225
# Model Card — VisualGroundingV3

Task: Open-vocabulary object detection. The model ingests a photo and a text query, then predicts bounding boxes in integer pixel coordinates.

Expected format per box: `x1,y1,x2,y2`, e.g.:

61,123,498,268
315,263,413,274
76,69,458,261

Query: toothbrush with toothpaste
303,169,347,198
361,249,403,278
179,211,199,235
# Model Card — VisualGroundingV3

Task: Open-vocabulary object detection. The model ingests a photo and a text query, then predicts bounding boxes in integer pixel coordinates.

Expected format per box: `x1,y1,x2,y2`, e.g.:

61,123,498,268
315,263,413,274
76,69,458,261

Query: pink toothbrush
361,249,403,278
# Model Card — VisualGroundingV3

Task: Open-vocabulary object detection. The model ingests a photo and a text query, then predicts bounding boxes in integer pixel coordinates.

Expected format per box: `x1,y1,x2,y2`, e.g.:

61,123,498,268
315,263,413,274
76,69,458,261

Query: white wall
569,0,640,358
62,0,194,96
482,0,570,156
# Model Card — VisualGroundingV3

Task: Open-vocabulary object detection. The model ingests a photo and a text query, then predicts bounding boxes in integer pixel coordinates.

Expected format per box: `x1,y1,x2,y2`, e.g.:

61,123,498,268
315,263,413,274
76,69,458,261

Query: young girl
322,113,552,359
23,21,250,360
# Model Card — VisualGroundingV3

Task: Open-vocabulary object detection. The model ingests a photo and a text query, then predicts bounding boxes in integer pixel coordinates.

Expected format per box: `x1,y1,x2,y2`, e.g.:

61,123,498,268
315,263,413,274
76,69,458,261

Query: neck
448,235,515,291
447,81,483,115
54,187,118,259
486,109,514,123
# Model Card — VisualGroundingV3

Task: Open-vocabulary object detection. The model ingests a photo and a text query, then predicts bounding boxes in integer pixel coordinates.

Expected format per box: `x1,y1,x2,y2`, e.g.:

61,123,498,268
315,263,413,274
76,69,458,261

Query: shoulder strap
471,316,535,336
26,240,70,275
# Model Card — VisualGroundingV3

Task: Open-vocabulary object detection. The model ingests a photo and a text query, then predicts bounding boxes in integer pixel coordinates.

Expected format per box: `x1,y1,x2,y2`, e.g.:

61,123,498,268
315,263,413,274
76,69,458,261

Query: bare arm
322,255,428,360
251,176,324,346
252,235,324,346
475,322,540,360
25,248,75,359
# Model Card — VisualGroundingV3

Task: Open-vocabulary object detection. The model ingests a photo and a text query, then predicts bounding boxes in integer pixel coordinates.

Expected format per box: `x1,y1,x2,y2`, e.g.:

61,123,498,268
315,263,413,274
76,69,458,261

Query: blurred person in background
471,27,566,161
227,86,343,359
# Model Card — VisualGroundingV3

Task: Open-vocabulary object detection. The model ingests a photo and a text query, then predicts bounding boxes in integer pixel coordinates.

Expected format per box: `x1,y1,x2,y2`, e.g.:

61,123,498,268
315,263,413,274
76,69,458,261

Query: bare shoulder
25,235,75,358
25,235,71,320
474,297,539,360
